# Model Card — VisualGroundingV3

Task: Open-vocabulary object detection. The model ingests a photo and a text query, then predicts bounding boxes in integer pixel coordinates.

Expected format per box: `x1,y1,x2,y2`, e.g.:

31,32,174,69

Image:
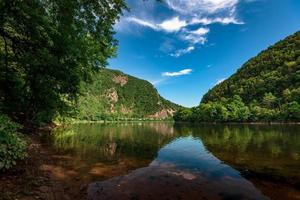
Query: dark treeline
175,31,300,123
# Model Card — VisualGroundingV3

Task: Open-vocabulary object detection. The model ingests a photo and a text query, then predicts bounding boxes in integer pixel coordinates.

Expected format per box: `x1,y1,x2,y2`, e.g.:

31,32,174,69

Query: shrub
0,114,27,171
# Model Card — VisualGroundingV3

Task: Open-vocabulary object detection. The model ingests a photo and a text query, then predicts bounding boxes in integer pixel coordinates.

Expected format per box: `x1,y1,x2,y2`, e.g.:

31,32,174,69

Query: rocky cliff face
75,68,181,120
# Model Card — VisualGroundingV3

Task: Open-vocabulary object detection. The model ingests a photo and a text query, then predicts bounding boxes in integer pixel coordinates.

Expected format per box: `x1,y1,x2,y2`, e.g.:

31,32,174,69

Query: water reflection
49,123,300,200
47,122,179,182
186,124,300,182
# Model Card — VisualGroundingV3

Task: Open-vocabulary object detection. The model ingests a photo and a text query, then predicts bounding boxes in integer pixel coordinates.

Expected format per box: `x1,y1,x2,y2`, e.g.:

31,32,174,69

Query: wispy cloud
162,69,193,77
190,27,210,35
127,16,187,33
116,0,252,57
170,46,195,57
215,78,226,85
150,78,167,86
127,17,159,30
190,17,244,25
181,27,210,44
127,17,210,52
165,0,239,14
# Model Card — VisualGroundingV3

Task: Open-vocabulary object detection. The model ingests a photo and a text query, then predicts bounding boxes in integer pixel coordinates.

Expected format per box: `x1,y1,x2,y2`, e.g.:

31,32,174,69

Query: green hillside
175,31,300,122
74,69,181,121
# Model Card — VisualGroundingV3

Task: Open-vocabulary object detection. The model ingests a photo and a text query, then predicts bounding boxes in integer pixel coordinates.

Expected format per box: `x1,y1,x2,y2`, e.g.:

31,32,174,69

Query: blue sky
109,0,300,107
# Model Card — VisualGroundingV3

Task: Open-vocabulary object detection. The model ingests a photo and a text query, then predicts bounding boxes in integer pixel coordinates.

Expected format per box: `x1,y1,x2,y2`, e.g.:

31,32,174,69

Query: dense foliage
0,114,27,170
73,69,181,121
175,31,300,122
0,0,126,125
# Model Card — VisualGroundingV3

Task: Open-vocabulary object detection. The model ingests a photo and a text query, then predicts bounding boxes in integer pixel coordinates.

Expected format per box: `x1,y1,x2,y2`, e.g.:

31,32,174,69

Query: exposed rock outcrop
106,88,118,112
148,109,176,119
113,75,128,86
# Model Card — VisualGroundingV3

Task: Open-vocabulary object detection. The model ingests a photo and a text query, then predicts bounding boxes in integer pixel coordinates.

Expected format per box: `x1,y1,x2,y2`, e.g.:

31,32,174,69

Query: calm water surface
48,123,300,200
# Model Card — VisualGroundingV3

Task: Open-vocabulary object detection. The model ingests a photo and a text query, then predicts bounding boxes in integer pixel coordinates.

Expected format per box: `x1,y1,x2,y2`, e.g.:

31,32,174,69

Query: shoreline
174,121,300,125
0,133,89,200
55,119,300,126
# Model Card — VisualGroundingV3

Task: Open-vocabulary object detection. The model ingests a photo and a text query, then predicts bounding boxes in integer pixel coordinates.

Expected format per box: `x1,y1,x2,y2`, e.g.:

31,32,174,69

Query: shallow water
48,123,300,200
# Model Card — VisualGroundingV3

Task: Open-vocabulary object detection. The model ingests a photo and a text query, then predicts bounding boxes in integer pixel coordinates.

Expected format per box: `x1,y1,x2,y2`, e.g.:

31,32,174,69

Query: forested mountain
175,31,300,122
74,69,181,121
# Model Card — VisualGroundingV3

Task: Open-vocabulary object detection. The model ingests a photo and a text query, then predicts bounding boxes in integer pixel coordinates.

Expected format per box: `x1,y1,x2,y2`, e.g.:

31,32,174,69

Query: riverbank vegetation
0,114,27,170
174,31,300,123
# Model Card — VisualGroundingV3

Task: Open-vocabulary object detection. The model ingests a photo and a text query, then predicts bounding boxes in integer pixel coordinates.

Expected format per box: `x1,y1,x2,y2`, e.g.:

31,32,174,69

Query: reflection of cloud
172,171,197,180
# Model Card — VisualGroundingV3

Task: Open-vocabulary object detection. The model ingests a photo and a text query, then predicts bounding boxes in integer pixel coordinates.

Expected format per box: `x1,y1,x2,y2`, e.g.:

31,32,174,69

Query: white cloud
189,27,210,36
117,0,251,56
158,17,187,32
150,78,166,86
127,17,159,30
215,78,226,85
170,46,195,57
183,34,207,44
165,0,239,14
181,27,210,44
127,16,188,33
190,17,244,25
162,69,192,77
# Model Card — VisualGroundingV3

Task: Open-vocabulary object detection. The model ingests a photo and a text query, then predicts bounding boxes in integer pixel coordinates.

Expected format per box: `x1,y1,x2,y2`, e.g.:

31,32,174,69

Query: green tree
174,108,193,122
227,95,250,121
262,92,277,109
0,114,27,170
282,101,300,121
0,0,127,125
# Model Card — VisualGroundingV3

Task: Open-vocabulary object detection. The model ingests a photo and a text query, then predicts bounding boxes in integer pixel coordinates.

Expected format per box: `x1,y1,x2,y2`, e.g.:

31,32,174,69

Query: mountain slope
75,69,181,120
202,31,300,105
175,31,300,122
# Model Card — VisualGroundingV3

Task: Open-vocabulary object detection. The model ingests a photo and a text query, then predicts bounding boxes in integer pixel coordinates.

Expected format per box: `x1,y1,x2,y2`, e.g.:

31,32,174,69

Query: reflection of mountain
46,123,182,183
52,123,179,161
181,124,300,183
172,124,300,200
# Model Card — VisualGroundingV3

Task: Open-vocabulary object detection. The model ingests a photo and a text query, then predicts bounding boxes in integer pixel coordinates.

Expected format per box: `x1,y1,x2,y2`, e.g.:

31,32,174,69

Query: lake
46,123,300,200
